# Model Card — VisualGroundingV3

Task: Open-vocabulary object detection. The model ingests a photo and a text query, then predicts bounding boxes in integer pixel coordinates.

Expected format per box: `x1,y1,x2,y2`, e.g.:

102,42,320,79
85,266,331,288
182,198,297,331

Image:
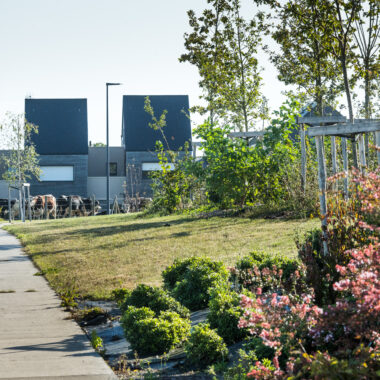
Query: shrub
111,287,130,306
207,287,249,345
120,284,189,318
185,323,229,367
121,306,190,356
231,251,307,294
163,257,229,311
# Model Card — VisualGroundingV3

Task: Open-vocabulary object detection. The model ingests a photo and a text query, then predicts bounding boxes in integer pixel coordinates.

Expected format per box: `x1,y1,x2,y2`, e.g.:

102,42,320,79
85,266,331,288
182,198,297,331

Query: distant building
26,98,89,197
122,95,192,196
0,95,193,201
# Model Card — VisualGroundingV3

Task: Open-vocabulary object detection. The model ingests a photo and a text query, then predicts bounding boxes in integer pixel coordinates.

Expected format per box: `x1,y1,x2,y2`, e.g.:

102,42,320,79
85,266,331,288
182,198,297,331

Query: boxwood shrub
185,323,228,367
207,287,249,345
120,284,190,318
121,306,190,356
163,257,229,311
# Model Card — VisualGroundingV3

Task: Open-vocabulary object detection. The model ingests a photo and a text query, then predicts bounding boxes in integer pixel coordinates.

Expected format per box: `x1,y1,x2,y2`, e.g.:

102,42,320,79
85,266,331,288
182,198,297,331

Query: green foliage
185,323,228,367
193,121,258,208
207,286,249,345
91,330,104,353
192,96,318,213
293,346,380,380
111,287,131,306
0,112,41,185
75,307,107,323
59,285,78,310
120,284,190,318
144,97,199,214
121,306,190,356
180,0,267,131
163,257,229,311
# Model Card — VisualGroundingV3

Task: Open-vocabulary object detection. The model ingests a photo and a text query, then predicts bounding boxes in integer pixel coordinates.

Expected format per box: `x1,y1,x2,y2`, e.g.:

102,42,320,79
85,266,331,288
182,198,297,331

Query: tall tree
270,0,341,115
0,112,40,187
316,0,362,123
180,0,266,131
180,0,233,125
353,0,380,119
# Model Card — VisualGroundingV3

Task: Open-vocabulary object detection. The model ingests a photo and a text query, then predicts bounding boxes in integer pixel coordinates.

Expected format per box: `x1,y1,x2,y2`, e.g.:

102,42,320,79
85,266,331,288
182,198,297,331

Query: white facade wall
87,176,126,200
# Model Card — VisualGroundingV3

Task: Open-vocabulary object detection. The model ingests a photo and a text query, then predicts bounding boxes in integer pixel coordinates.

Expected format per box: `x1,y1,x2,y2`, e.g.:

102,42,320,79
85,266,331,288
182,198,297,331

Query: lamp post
106,82,121,215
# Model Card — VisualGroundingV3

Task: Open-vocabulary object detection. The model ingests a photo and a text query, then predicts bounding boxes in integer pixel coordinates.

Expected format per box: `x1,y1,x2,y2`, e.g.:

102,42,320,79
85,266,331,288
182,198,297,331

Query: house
0,95,193,201
122,95,192,197
25,98,89,197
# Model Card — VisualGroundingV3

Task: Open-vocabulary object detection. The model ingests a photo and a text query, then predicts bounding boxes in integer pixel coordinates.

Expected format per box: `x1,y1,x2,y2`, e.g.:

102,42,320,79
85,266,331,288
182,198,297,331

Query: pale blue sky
0,0,286,146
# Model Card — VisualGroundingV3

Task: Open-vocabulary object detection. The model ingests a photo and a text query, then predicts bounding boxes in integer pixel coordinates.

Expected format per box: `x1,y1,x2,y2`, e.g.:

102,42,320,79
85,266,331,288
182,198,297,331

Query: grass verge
4,213,318,299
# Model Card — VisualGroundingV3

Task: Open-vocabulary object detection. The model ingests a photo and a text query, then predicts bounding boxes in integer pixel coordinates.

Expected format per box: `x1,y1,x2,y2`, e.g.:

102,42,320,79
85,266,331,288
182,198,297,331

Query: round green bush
121,306,190,356
163,257,229,311
207,287,249,345
162,257,228,291
185,323,229,367
120,284,190,318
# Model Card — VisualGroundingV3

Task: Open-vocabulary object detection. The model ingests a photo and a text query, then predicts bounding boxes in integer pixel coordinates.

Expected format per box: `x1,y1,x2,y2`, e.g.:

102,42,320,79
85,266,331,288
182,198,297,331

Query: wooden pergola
297,116,380,255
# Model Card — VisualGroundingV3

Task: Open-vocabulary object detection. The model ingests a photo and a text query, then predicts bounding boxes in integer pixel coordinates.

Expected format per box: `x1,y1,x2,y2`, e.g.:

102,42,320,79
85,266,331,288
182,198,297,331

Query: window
141,162,174,179
40,166,74,181
110,162,117,176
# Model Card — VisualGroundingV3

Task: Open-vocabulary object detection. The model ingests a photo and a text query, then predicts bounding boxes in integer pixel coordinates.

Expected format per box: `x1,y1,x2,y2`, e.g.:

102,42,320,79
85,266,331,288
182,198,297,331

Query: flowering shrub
297,168,379,306
230,251,307,295
238,292,322,377
310,242,380,353
235,168,380,379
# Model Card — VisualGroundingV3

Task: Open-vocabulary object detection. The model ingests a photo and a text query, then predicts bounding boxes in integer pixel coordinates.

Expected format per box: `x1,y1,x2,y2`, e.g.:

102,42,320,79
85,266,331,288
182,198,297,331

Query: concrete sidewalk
0,227,116,380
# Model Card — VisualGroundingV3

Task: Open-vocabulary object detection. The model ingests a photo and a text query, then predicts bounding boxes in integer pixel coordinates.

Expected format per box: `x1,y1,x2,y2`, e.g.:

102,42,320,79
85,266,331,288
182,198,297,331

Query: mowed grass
5,213,318,299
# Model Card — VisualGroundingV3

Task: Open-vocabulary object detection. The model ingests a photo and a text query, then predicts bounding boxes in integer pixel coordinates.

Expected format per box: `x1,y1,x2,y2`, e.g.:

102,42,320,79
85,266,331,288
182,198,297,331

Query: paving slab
0,227,117,380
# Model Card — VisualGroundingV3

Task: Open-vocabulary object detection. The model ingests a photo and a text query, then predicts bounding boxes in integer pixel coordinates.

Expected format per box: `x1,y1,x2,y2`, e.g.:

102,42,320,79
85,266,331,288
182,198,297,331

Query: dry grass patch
5,213,318,299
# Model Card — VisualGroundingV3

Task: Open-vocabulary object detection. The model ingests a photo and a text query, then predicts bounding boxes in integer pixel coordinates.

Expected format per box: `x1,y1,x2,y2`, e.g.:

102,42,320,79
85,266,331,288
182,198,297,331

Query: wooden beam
315,136,329,256
341,137,349,199
306,121,380,137
300,124,306,193
358,134,367,172
228,131,266,138
297,116,347,125
331,136,337,191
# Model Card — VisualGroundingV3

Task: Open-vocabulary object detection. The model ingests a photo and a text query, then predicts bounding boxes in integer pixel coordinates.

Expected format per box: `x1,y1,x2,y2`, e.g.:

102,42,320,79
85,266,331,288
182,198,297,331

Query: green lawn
5,213,318,299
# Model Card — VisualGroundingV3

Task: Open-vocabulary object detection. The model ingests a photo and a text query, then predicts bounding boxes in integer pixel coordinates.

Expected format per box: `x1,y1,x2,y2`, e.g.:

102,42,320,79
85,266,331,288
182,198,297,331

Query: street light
106,82,122,215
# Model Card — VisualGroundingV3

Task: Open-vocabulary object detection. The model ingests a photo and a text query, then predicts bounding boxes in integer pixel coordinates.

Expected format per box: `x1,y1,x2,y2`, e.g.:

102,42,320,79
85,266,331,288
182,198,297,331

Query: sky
0,0,287,147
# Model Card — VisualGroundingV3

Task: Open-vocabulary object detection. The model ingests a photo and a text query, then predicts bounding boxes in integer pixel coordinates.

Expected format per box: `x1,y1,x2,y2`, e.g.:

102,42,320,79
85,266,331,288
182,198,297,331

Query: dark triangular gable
122,95,192,152
25,98,88,155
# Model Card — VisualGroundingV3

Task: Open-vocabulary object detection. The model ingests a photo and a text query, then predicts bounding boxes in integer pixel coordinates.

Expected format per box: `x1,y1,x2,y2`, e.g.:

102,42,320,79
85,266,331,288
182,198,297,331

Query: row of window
39,163,173,182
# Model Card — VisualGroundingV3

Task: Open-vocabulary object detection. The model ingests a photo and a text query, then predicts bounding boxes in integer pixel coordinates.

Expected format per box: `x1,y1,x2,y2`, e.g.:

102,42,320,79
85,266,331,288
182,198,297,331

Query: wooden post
300,124,307,193
376,131,380,165
315,135,329,256
44,195,48,220
8,187,11,223
358,134,366,173
351,137,359,169
331,136,337,191
27,186,32,221
69,196,72,218
91,195,95,216
22,186,26,223
341,137,349,199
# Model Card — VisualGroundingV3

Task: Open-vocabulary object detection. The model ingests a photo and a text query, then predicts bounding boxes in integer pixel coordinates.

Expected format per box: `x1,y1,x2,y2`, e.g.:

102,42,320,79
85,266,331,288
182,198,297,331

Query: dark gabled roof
300,102,344,118
25,98,88,155
122,95,192,152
